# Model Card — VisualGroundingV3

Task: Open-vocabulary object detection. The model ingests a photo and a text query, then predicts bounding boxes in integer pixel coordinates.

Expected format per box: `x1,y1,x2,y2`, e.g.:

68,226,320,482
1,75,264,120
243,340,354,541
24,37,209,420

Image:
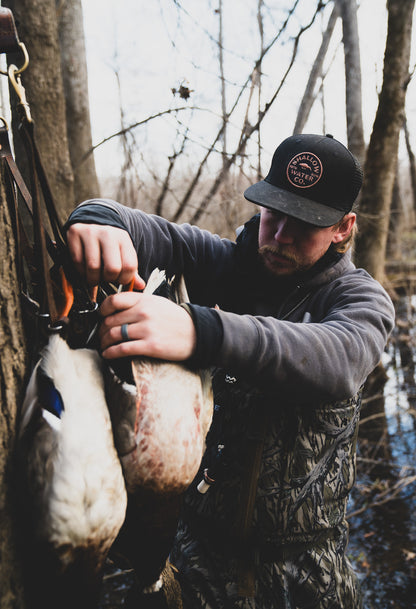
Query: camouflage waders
171,372,363,609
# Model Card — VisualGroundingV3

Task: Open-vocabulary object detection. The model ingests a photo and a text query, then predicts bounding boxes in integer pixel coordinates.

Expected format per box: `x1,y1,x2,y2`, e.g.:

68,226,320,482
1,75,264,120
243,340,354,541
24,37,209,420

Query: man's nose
273,216,294,243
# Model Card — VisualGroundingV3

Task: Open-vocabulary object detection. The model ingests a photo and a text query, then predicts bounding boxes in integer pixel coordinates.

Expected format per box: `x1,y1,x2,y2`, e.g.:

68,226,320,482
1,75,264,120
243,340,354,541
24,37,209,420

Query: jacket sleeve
66,198,236,288
214,271,395,403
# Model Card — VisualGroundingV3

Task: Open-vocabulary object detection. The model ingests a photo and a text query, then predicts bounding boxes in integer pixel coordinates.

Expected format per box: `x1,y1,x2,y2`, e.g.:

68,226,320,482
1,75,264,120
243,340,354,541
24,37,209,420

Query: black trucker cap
244,133,363,227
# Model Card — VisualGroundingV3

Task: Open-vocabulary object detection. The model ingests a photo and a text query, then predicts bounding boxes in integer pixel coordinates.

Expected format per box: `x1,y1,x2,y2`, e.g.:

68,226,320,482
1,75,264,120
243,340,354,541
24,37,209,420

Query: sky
81,0,415,181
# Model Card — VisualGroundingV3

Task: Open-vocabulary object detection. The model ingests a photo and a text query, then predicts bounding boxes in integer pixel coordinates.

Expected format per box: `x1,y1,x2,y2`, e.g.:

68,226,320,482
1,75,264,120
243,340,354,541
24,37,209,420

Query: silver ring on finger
121,323,131,342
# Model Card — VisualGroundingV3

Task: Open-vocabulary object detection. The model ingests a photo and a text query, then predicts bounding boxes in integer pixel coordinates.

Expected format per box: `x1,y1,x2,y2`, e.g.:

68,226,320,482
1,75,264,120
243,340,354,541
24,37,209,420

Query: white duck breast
18,334,127,570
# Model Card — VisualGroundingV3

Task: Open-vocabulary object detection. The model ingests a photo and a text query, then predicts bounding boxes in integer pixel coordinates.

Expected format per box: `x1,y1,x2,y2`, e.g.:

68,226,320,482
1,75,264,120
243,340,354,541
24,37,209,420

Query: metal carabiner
0,41,29,76
8,61,32,122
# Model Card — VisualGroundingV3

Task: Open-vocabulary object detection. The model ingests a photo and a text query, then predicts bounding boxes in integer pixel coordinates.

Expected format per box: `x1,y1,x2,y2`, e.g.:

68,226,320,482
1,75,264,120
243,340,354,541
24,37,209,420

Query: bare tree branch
171,0,304,223
190,2,325,224
256,0,265,180
81,106,203,161
293,2,340,134
347,475,416,519
156,127,190,216
218,0,228,168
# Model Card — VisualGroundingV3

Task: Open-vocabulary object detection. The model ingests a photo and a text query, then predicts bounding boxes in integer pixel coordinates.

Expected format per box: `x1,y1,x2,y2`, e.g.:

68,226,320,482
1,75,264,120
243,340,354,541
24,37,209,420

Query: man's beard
258,244,309,275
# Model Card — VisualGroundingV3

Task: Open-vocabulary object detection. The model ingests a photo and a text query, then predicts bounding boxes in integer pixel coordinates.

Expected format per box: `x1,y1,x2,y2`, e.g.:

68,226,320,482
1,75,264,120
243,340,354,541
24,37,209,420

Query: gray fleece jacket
68,199,395,406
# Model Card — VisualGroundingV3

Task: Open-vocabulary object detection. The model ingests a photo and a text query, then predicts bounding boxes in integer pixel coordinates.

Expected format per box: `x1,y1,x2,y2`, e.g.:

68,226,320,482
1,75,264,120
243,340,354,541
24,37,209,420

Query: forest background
0,0,416,607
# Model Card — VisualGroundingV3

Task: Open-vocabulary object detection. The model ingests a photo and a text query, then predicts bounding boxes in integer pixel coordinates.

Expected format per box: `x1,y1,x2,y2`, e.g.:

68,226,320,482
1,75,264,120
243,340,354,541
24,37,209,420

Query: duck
105,269,213,604
18,267,212,607
17,330,128,609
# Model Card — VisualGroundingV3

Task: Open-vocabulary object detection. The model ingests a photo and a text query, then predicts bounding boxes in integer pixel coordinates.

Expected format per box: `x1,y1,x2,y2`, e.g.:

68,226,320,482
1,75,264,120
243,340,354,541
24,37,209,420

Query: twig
190,2,325,224
172,0,303,223
81,106,205,161
102,568,134,582
347,475,416,519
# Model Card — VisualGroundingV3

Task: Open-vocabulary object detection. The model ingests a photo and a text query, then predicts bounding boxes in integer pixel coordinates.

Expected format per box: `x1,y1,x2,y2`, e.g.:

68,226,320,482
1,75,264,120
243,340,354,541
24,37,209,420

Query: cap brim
244,181,344,228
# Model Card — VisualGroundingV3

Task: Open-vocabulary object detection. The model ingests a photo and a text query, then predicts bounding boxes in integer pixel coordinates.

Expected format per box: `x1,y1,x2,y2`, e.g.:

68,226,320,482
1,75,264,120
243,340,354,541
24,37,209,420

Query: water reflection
348,294,416,609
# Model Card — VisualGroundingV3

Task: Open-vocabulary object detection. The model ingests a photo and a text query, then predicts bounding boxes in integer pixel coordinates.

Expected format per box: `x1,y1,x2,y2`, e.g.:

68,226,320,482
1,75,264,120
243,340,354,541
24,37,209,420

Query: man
66,134,395,608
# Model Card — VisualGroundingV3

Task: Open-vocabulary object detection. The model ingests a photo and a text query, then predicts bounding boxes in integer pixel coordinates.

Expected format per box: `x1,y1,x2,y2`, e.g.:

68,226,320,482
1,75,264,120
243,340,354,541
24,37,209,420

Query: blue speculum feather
37,368,64,418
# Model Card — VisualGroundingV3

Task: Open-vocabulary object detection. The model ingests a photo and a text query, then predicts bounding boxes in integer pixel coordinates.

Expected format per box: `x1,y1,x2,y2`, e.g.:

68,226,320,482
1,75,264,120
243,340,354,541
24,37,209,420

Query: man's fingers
99,292,140,319
98,293,196,361
66,224,103,286
66,223,140,287
100,237,137,285
101,340,143,360
66,228,87,277
81,236,104,286
133,273,146,291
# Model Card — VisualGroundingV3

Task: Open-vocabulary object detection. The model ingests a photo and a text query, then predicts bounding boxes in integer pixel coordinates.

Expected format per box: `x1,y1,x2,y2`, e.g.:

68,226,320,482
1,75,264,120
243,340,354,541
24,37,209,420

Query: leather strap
18,118,67,249
234,403,268,598
0,8,21,54
0,122,59,319
0,125,33,215
0,8,101,348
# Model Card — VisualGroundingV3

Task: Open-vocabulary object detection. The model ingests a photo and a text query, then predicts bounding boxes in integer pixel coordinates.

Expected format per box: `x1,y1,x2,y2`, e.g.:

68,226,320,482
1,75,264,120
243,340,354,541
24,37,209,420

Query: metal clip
8,62,32,122
0,41,29,76
225,374,237,384
0,115,9,130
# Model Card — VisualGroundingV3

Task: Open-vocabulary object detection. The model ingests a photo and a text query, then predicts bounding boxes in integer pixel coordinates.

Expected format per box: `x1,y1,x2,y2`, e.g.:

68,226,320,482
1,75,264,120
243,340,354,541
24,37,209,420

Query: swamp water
348,293,416,608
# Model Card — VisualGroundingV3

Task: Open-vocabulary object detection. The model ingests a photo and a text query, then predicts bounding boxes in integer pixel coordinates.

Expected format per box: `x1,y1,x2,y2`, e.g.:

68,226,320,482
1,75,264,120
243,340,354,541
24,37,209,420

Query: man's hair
332,217,358,254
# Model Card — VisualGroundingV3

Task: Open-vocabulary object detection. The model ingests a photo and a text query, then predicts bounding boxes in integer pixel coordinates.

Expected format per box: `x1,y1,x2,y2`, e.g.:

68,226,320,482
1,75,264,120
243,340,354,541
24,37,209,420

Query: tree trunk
386,169,403,260
293,3,340,135
338,0,365,164
0,169,28,608
3,0,75,221
56,0,100,205
256,0,264,180
218,0,228,170
354,0,415,282
404,115,416,221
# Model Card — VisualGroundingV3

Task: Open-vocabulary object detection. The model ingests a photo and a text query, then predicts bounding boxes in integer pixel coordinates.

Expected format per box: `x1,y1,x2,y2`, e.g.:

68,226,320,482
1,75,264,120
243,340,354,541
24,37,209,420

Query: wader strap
234,402,268,598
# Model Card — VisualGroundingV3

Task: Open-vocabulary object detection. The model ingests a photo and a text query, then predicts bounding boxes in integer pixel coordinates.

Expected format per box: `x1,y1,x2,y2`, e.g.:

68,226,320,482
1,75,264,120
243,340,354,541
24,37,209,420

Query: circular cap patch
286,151,323,189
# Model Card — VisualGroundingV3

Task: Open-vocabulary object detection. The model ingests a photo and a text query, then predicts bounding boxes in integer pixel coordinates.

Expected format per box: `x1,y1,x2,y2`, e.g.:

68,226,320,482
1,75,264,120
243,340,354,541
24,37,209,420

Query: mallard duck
18,333,127,609
105,269,213,600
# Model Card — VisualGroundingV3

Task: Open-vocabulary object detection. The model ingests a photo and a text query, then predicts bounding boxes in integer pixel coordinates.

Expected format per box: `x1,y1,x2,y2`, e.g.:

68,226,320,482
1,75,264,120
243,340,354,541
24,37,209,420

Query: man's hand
98,292,197,361
66,223,145,289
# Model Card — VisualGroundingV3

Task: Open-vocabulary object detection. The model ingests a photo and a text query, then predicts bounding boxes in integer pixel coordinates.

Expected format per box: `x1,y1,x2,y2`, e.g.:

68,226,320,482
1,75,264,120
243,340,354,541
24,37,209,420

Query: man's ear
332,213,356,244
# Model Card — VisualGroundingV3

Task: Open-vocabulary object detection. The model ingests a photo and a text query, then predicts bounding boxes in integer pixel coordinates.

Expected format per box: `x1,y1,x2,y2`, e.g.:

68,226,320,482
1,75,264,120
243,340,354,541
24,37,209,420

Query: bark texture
57,0,100,204
404,116,416,219
338,0,365,164
354,0,415,281
4,0,75,221
0,169,27,608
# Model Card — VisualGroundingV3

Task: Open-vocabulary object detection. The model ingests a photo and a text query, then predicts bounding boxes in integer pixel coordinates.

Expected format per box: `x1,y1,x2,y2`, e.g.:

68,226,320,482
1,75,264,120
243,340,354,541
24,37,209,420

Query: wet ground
100,294,416,608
